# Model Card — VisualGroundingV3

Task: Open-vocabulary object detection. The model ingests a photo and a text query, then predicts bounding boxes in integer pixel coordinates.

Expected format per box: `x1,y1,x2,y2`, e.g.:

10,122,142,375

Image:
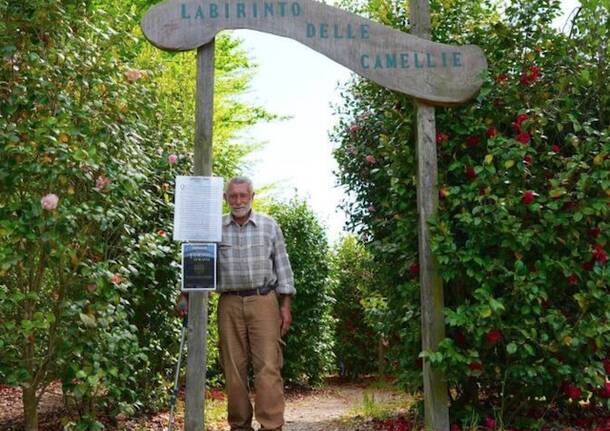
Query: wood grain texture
141,0,487,105
185,42,215,431
411,0,450,429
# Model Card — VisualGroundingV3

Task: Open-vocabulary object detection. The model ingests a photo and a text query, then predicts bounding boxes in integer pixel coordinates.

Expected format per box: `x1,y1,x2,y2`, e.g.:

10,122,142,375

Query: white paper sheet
173,176,223,242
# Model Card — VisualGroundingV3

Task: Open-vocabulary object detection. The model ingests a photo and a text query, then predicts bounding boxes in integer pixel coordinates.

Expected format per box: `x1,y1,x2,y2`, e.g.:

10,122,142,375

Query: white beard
231,203,252,219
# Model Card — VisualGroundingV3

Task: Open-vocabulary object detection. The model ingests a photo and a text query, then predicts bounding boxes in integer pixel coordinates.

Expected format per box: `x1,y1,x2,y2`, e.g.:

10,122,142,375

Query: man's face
225,182,253,219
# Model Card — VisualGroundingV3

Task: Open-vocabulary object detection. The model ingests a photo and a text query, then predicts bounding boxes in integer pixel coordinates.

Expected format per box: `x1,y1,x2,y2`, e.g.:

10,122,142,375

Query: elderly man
217,176,295,431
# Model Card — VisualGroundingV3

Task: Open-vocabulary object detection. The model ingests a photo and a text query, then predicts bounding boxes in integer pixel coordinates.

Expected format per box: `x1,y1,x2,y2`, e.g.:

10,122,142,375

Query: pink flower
523,155,533,166
111,273,123,285
364,154,377,165
516,132,531,145
124,69,144,82
567,274,578,286
168,154,178,164
522,190,535,205
551,144,561,154
86,284,97,293
41,193,59,211
348,124,361,134
95,175,111,190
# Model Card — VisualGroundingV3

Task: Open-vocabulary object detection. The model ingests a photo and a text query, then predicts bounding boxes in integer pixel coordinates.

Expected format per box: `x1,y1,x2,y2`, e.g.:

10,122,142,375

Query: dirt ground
0,381,411,430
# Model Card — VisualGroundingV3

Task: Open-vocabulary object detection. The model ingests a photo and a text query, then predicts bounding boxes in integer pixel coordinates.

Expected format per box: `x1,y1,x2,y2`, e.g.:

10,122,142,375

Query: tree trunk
23,385,39,431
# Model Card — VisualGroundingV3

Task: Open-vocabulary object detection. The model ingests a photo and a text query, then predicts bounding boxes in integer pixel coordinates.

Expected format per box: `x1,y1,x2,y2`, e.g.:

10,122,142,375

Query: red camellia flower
567,274,578,285
519,65,541,86
515,113,529,126
466,135,480,147
486,127,498,138
468,362,483,371
523,155,533,165
465,166,477,179
598,382,610,399
592,244,608,264
409,263,419,274
453,331,466,348
436,132,449,144
522,190,535,205
485,329,503,345
516,132,531,145
209,388,225,401
484,416,497,429
551,144,561,153
495,74,508,85
602,358,610,375
439,187,449,199
564,383,582,400
589,227,601,238
111,273,123,285
157,229,166,237
582,259,595,271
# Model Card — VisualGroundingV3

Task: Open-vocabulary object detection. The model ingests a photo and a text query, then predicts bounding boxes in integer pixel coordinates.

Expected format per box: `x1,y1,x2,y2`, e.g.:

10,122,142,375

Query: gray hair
224,176,254,194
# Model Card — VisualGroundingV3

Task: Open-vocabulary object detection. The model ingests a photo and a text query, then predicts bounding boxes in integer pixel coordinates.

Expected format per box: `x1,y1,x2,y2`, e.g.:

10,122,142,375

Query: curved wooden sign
141,0,487,105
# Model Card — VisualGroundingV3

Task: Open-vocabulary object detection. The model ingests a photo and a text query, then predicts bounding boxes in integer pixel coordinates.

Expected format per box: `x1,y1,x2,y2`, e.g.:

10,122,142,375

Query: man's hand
176,293,189,317
279,295,292,337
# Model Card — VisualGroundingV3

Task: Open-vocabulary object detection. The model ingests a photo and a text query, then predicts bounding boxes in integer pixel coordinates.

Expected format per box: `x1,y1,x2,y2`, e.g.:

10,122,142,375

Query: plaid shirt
218,210,295,295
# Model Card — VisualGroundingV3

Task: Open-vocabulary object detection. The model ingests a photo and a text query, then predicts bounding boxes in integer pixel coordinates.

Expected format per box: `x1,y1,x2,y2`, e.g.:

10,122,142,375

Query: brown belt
222,286,275,297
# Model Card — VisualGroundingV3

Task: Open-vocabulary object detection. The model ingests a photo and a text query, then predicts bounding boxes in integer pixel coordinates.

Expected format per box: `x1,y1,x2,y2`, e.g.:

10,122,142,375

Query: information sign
182,243,217,291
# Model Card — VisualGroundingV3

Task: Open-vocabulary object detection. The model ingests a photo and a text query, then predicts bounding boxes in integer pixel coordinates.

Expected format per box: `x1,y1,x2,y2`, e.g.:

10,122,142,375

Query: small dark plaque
182,243,217,291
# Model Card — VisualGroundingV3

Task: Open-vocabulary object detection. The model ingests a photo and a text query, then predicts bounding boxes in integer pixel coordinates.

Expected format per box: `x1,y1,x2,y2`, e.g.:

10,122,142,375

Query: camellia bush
330,235,382,379
265,199,335,386
332,0,609,428
0,0,272,428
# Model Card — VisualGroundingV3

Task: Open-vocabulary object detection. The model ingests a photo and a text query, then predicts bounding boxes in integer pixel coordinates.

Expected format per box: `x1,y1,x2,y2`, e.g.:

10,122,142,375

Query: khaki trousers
218,292,284,431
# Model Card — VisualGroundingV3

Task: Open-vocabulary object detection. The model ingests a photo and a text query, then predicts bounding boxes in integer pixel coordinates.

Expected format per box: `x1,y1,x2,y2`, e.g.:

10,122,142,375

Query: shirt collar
224,209,258,227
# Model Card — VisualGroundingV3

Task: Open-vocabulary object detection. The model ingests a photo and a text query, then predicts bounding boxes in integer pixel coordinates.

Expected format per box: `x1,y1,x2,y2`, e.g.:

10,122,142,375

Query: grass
348,387,418,420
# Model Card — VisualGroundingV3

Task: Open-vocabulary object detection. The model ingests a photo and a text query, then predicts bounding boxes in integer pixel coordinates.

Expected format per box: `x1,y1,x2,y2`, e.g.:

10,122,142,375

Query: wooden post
410,1,450,430
185,40,215,431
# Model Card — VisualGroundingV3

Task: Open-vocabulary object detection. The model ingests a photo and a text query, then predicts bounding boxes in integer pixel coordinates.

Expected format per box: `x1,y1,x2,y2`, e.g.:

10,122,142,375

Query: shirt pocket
218,243,233,258
249,237,271,259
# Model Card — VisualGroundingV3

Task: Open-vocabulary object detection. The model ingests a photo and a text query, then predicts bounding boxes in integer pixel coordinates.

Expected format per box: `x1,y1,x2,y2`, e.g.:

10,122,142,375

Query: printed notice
173,176,223,242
